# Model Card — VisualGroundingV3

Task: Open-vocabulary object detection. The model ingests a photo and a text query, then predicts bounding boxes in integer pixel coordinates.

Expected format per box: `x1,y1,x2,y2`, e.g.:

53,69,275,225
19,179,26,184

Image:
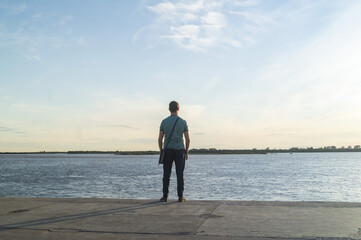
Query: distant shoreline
1,146,361,155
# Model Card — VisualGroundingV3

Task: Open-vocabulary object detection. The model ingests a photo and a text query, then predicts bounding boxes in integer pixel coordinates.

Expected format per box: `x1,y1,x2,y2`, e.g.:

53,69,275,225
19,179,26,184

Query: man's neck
170,112,178,116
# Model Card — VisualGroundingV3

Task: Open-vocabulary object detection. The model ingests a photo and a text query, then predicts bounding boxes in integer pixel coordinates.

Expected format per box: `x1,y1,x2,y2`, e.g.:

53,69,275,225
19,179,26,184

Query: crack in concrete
192,202,222,235
8,209,30,214
0,204,51,217
2,227,194,236
0,201,165,231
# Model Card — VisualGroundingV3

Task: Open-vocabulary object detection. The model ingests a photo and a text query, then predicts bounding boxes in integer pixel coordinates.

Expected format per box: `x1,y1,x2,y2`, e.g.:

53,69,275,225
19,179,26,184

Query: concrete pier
1,197,361,239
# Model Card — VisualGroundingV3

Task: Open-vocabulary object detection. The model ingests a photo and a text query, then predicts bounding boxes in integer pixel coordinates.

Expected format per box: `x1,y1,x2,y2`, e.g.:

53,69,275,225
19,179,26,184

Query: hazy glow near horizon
1,0,361,152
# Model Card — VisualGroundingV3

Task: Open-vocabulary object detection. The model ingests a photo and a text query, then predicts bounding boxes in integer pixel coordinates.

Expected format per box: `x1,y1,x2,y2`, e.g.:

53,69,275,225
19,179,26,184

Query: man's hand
158,131,164,151
184,131,190,160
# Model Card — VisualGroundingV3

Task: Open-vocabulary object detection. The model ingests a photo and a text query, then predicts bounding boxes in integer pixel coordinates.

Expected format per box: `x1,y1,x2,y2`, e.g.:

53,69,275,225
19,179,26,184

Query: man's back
160,115,188,150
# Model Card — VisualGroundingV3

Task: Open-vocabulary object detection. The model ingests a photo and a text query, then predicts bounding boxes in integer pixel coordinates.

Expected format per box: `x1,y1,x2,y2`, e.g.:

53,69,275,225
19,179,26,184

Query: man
158,101,190,202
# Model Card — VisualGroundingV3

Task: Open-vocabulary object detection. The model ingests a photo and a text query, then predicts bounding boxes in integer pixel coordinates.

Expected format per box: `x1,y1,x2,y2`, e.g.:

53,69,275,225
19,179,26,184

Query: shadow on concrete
0,200,176,231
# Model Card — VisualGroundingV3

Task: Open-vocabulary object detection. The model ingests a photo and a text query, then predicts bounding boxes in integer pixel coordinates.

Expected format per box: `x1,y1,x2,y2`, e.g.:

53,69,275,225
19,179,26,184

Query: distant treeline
187,145,361,154
1,145,360,155
65,151,159,155
69,145,361,155
67,150,265,155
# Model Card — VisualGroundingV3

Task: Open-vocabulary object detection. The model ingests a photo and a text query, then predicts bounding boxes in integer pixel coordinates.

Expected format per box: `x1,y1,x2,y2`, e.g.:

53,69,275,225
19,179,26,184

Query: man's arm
184,131,190,160
158,131,164,151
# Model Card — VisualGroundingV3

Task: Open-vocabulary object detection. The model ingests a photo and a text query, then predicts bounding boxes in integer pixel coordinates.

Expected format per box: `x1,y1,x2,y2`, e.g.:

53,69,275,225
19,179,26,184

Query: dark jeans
162,149,186,198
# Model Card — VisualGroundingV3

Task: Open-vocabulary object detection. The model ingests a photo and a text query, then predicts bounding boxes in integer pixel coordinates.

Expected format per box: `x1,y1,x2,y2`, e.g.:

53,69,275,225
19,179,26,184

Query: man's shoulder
161,116,172,123
179,117,187,124
177,117,188,130
174,116,187,125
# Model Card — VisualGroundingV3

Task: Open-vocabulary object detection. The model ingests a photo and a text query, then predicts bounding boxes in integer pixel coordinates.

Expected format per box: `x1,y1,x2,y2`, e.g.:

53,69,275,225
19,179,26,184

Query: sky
1,0,361,152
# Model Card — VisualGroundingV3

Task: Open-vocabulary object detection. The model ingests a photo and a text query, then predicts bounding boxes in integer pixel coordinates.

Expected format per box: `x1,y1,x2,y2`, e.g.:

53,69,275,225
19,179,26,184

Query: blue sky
1,0,361,152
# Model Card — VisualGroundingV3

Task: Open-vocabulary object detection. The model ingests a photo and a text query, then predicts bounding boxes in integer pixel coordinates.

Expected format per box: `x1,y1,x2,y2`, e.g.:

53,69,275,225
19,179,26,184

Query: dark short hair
169,101,179,112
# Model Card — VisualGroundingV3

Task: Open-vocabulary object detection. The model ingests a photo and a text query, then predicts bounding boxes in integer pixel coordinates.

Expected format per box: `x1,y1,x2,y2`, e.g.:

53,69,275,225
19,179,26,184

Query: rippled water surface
1,153,361,201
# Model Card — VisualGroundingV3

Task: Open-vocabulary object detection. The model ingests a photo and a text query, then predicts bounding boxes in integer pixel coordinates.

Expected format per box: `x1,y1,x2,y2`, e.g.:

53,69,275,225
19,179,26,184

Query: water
0,153,361,201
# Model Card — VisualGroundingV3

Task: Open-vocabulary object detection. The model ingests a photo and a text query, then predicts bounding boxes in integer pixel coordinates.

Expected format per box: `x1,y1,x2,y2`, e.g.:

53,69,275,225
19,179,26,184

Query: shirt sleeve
184,120,188,131
160,120,164,131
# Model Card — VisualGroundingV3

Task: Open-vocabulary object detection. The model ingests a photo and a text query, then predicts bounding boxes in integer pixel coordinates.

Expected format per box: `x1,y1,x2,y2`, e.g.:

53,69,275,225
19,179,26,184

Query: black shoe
178,197,186,202
160,196,168,202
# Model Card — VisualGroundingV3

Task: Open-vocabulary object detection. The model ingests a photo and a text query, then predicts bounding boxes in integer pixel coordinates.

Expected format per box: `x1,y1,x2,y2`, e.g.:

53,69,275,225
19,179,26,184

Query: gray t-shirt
160,115,188,150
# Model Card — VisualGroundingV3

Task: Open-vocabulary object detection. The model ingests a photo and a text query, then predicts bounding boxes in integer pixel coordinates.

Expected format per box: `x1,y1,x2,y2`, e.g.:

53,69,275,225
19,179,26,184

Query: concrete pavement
1,197,361,239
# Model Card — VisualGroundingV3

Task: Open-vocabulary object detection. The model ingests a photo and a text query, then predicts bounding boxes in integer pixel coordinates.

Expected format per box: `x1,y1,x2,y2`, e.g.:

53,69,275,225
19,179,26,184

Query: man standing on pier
158,101,190,202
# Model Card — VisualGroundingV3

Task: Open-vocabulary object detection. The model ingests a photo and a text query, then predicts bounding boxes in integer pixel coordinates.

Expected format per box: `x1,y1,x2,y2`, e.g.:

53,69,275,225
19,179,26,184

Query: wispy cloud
233,0,260,7
247,1,361,135
1,3,80,61
0,126,26,134
58,15,74,26
106,124,139,130
229,10,275,26
0,127,13,132
0,1,27,16
0,23,68,61
76,37,88,47
142,0,241,52
137,0,338,53
32,12,45,19
14,131,26,134
193,132,207,135
155,72,176,79
267,133,297,136
13,103,60,112
136,0,281,52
